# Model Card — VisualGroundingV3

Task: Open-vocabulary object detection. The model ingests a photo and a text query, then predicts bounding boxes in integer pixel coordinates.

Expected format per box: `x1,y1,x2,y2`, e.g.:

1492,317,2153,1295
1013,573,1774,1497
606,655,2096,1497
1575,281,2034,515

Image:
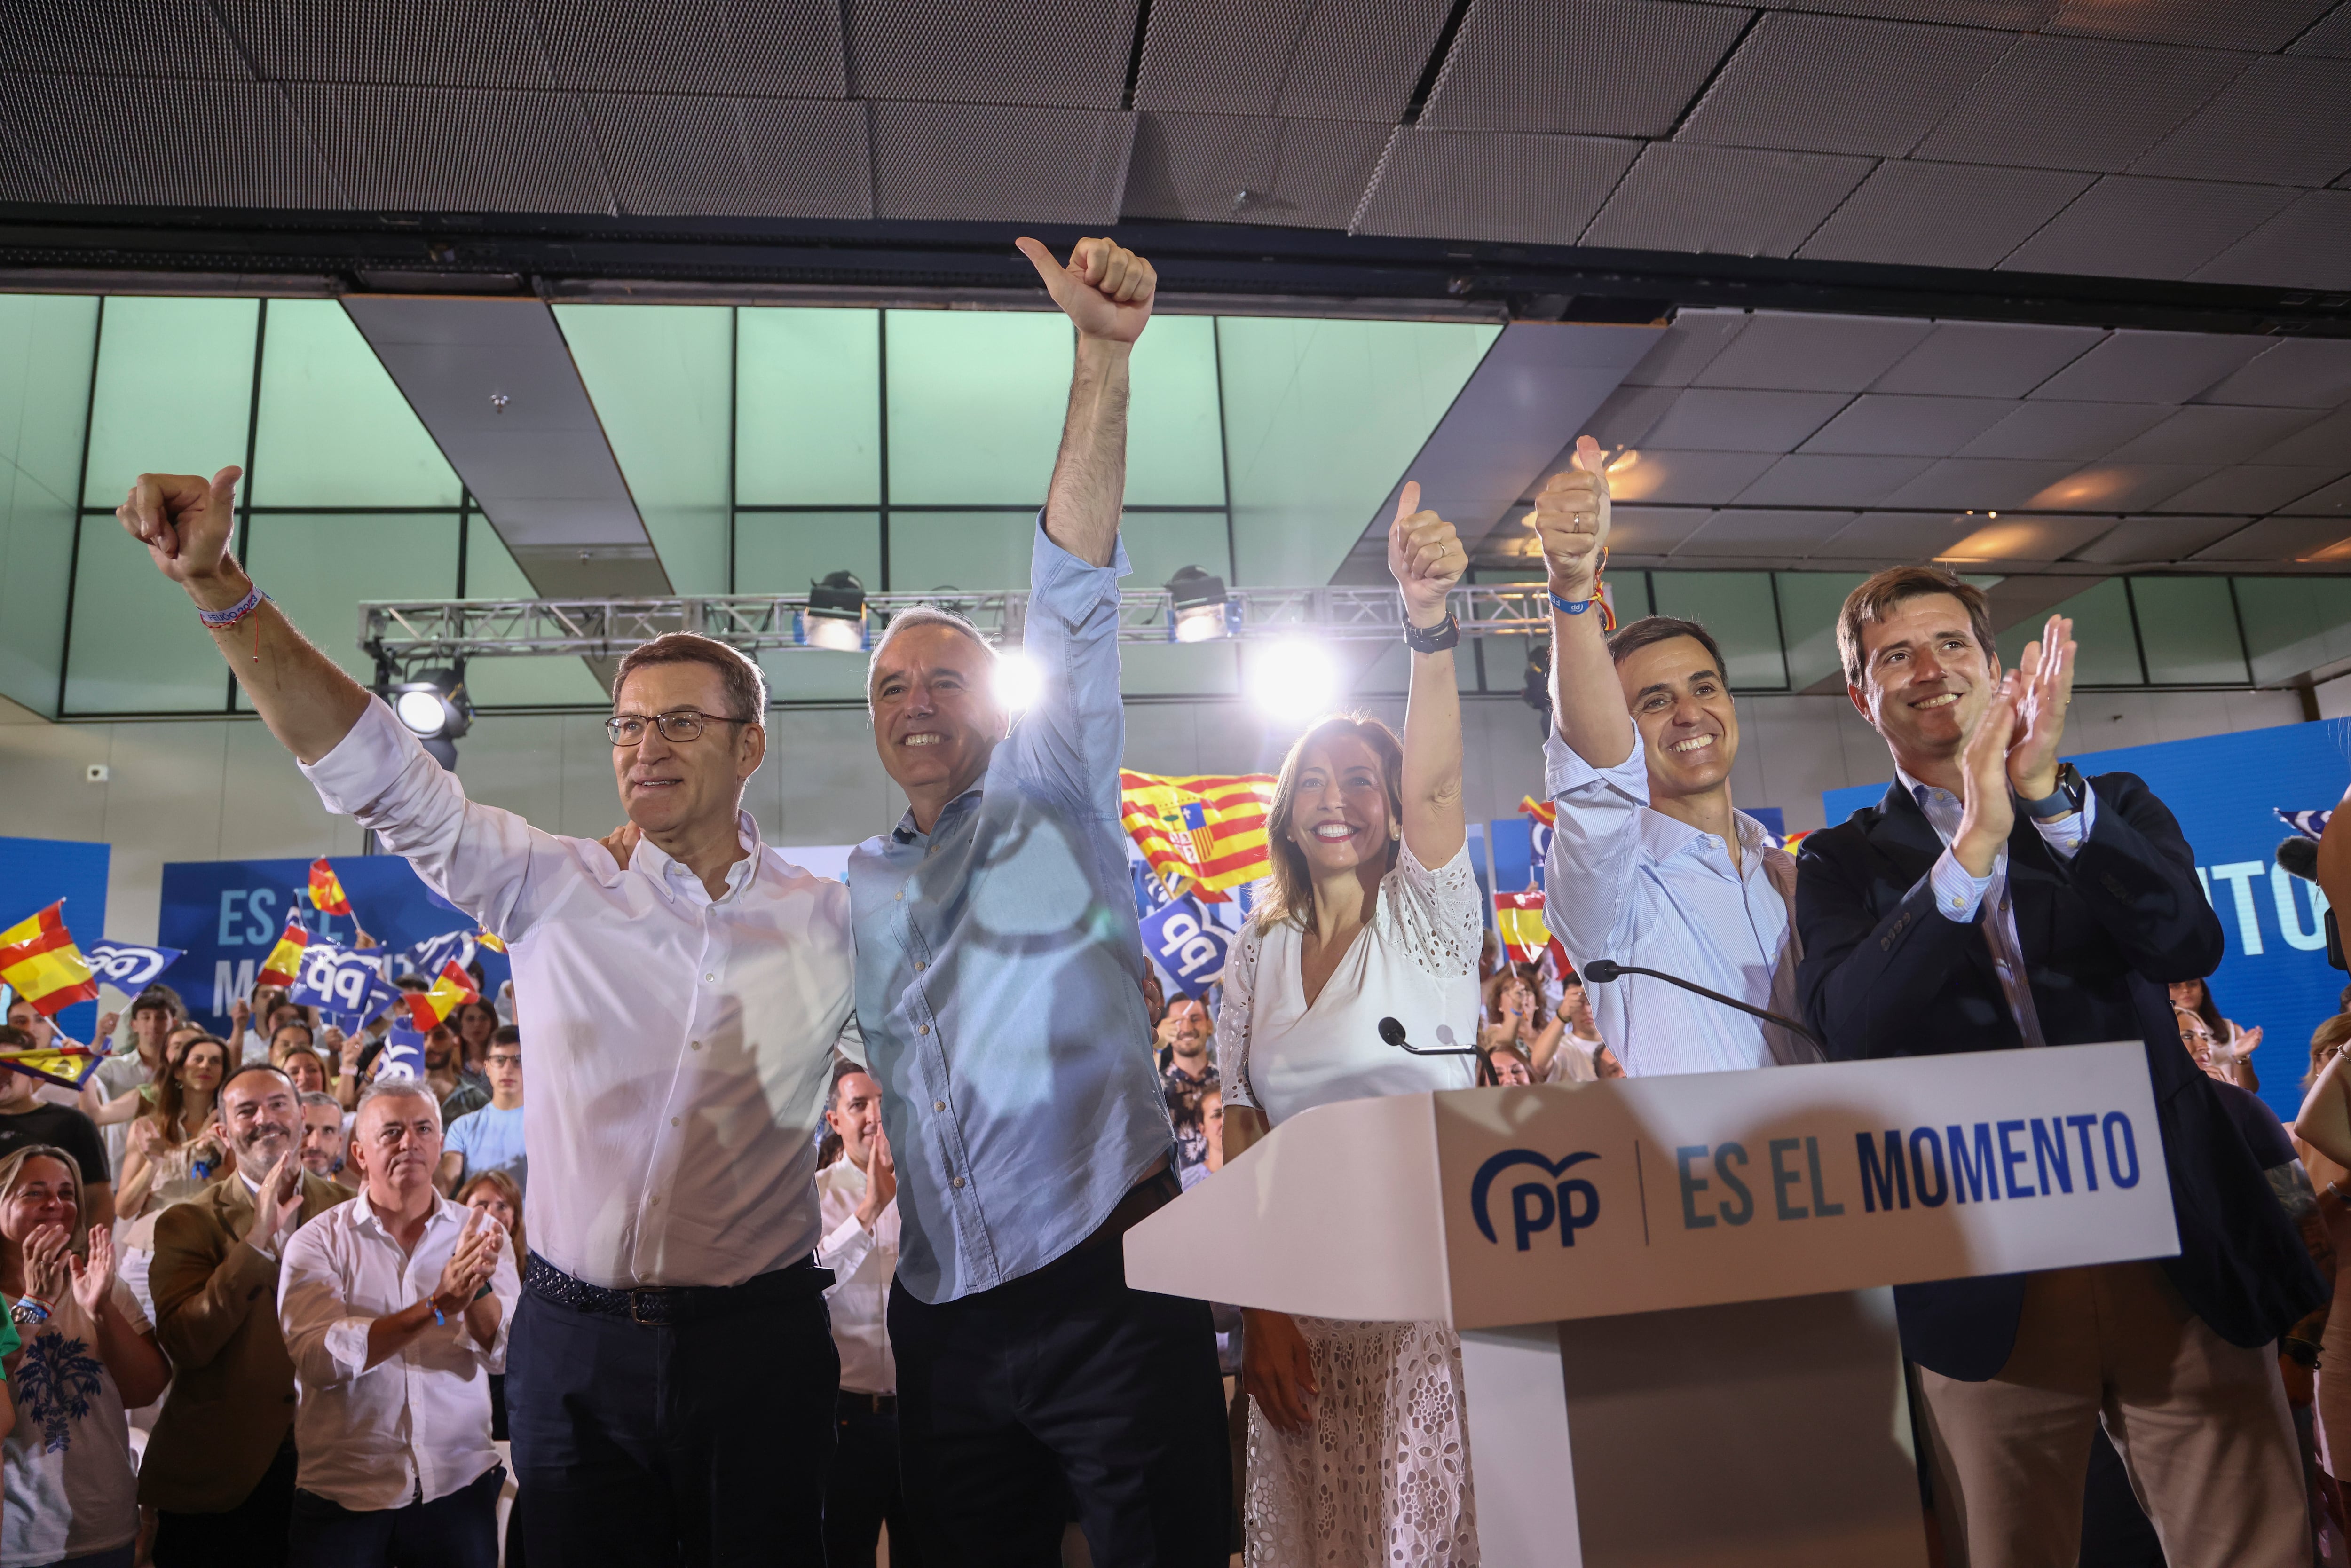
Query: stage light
388,667,471,770
1249,637,1338,724
801,570,868,653
994,649,1044,712
1166,565,1232,643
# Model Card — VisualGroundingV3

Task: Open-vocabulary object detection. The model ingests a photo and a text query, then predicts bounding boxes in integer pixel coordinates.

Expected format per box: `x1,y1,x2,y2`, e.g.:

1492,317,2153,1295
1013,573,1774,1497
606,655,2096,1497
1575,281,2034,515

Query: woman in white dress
1217,482,1482,1568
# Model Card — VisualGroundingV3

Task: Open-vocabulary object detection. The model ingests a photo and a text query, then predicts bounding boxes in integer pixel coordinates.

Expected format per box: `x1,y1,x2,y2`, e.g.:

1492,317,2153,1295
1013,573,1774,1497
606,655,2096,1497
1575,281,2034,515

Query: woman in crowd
1483,966,1564,1077
2172,977,2261,1092
1217,486,1479,1567
2294,1013,2351,1532
1480,1044,1533,1087
458,1169,527,1568
0,1145,169,1568
279,1046,329,1097
452,1000,501,1075
115,1033,232,1325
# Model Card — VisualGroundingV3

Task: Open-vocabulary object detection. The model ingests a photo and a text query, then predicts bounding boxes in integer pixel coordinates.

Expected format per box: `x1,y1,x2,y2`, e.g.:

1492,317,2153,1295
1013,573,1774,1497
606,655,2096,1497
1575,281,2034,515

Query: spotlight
993,650,1044,712
388,666,471,770
801,570,868,653
1248,638,1338,724
1166,565,1233,643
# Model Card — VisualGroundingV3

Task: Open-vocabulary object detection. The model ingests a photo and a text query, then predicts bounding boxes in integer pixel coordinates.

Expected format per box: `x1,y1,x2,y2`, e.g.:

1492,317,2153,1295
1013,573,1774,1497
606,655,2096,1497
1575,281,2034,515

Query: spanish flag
257,916,311,988
0,903,100,1017
1120,771,1278,904
0,1043,103,1091
1494,890,1553,965
1519,795,1556,827
308,858,352,916
403,961,480,1031
474,930,506,954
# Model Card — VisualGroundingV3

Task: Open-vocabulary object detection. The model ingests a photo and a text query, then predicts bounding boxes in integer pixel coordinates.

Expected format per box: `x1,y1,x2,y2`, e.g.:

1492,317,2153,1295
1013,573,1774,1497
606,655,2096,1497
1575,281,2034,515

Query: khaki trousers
1917,1263,2307,1568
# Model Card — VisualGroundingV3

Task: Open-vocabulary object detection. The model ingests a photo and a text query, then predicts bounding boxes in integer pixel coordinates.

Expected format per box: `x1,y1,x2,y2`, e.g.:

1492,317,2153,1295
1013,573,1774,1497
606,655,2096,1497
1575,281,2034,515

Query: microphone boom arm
1581,959,1823,1051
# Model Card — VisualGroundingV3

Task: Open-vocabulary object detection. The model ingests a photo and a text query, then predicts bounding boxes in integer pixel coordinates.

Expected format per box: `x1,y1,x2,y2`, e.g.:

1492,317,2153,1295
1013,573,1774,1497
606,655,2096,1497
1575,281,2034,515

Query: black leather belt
525,1252,832,1327
839,1389,897,1415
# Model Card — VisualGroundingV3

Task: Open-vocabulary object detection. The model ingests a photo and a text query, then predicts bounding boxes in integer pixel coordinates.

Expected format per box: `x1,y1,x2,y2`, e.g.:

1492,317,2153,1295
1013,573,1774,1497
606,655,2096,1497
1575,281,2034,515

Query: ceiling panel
2025,462,2215,511
1813,510,1984,559
1959,401,2177,460
2103,404,2329,465
1678,16,2012,158
2248,406,2351,465
1675,509,1856,553
1602,449,1781,504
848,0,1135,109
586,95,870,217
0,120,66,203
1761,0,2056,26
1606,505,1716,554
1693,312,1934,393
1735,454,1935,505
295,83,608,212
868,102,1134,222
1579,143,1874,256
2283,475,2351,516
2,0,252,78
1641,387,1851,451
1999,175,2297,280
1798,394,2018,455
1620,309,1749,387
2067,514,2253,562
2029,328,2272,403
220,0,555,87
2191,516,2351,558
2192,190,2351,290
2291,1,2351,55
1420,0,1751,138
7,75,343,207
1133,0,1452,121
1356,129,1641,244
533,0,846,95
2197,340,2351,409
1937,513,2120,560
1881,457,2094,509
2045,0,2337,50
1913,38,2249,173
1871,321,2106,399
1578,384,1682,453
1798,160,2094,269
2158,465,2345,512
2131,58,2351,186
1122,113,1389,229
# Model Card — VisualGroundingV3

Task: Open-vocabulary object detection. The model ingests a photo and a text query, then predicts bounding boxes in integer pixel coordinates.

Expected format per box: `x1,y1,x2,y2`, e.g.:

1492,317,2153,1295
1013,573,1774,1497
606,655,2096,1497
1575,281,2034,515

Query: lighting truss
361,584,1555,671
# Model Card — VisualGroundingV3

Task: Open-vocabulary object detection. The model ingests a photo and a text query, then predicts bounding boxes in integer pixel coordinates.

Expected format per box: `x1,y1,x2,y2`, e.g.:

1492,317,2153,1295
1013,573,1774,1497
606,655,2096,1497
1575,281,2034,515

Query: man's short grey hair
299,1091,341,1112
865,606,997,711
355,1078,442,1130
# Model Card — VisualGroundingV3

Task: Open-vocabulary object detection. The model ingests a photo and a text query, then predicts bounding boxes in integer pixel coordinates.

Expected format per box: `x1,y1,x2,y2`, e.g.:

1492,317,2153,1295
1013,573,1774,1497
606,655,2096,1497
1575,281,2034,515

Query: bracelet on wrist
195,575,271,663
1402,609,1460,654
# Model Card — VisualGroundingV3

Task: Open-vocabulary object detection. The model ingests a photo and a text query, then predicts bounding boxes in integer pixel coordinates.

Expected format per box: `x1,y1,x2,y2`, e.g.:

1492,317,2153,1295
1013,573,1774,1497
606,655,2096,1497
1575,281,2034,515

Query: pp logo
1472,1149,1601,1252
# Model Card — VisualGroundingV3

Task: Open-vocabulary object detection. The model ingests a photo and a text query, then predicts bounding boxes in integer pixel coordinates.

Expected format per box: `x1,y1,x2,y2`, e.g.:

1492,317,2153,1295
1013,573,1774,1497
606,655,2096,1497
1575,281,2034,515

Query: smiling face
1616,635,1738,802
1160,998,1210,1058
1488,1050,1532,1087
218,1068,300,1171
300,1101,346,1178
5,1000,51,1052
282,1050,326,1095
868,622,1006,809
1281,732,1399,882
1848,591,2000,774
0,1155,77,1247
179,1039,229,1097
610,661,766,841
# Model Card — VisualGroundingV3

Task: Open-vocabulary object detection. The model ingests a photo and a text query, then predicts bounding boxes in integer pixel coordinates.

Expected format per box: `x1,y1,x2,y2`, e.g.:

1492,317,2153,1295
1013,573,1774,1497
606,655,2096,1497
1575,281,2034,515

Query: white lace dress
1218,840,1484,1568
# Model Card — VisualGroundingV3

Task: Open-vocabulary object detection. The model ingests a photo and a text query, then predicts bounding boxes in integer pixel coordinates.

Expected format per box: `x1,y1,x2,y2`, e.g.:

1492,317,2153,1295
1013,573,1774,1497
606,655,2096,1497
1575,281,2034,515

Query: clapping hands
432,1206,504,1317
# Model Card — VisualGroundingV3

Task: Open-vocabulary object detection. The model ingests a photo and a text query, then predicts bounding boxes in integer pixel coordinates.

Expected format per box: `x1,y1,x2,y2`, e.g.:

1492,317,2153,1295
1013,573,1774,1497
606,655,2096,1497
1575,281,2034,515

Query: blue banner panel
0,836,111,1042
1824,718,2351,1127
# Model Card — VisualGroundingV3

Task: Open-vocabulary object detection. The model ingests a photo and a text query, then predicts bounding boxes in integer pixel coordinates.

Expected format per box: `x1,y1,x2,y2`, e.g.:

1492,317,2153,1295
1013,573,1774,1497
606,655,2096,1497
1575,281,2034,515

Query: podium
1125,1042,2179,1568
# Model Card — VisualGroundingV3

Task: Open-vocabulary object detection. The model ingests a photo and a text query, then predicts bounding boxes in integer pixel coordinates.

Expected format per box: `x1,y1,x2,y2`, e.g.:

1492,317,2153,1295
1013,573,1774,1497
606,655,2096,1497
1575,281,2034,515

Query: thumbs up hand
118,466,246,607
1531,436,1613,600
1387,481,1467,629
1014,237,1156,344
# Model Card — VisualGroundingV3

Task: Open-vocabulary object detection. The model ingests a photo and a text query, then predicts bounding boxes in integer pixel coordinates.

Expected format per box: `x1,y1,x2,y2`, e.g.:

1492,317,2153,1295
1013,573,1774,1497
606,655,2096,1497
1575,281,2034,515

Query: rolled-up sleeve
278,1222,371,1389
476,1245,520,1371
1005,518,1130,821
820,1211,877,1295
1542,729,1651,962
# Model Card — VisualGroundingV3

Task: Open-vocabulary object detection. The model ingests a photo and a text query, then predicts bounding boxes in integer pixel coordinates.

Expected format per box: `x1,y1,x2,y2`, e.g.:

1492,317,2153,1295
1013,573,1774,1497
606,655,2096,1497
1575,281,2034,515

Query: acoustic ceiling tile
2198,340,2351,410
1355,129,1642,244
1999,176,2297,281
8,74,341,207
1812,511,1985,560
2191,191,2351,290
532,0,846,96
0,120,66,202
1798,161,2094,269
1641,387,1852,451
1734,455,1936,506
1798,394,2019,455
2291,0,2351,55
2132,58,2351,187
218,0,556,87
2025,462,2216,511
1621,309,1749,387
1959,401,2177,461
1872,321,2107,399
1580,143,1875,257
1121,114,1389,229
2248,406,2351,465
1936,513,2121,561
2190,516,2351,558
1135,0,1454,122
2157,465,2344,513
1579,384,1683,452
1678,15,2014,158
869,102,1135,223
1880,458,2094,510
2281,475,2351,515
2028,328,2272,403
1675,509,1857,553
296,83,607,212
1,0,251,78
1694,312,1934,393
2046,0,2337,51
1602,449,1782,504
1420,0,1751,139
585,95,871,218
848,0,1136,109
1607,506,1717,555
1913,38,2250,173
2104,405,2329,465
2067,515,2254,563
1765,0,2056,25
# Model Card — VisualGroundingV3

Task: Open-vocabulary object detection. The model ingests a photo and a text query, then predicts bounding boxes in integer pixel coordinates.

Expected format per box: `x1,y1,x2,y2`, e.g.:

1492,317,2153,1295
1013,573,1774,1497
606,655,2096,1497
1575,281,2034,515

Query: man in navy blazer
1795,565,2320,1568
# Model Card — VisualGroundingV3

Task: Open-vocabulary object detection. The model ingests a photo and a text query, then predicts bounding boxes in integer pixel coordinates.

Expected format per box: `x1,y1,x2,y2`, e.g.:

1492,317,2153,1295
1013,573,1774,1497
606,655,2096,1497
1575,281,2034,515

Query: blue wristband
1550,591,1598,616
196,580,269,630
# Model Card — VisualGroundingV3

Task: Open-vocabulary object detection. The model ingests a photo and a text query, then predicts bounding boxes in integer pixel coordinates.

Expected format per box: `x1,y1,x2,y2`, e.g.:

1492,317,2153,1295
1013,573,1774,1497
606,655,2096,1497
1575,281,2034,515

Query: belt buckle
628,1288,669,1326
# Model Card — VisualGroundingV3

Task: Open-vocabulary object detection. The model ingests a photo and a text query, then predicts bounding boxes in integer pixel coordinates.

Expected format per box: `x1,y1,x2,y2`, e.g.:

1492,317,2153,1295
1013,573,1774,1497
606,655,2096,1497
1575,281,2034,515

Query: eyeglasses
605,709,749,746
484,1054,521,1068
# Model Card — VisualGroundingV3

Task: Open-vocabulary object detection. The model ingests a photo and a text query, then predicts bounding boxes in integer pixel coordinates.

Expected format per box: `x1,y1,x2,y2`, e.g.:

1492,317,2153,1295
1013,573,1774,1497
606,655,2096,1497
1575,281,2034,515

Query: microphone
2279,835,2319,881
1579,958,1823,1050
1379,1016,1479,1057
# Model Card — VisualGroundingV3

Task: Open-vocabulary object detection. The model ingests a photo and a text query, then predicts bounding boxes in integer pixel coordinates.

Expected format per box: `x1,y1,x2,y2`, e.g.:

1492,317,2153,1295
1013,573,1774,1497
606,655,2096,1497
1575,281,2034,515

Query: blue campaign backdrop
1824,719,2351,1127
0,835,112,1042
158,856,509,1035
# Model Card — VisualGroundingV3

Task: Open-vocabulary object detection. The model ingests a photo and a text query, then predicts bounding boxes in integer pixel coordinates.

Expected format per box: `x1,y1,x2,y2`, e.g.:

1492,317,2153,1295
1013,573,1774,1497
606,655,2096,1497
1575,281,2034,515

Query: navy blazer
1795,771,2323,1381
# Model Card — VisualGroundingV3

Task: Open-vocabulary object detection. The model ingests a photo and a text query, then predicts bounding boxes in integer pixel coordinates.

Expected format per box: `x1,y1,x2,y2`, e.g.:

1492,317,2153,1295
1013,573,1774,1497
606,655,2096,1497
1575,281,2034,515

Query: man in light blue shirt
436,1024,524,1196
1530,435,1817,1075
849,236,1227,1565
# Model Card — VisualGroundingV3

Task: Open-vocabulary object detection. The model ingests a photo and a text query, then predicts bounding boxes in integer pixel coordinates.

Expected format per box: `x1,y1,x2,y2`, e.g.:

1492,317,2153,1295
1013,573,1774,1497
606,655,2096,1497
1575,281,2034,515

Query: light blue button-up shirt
847,523,1174,1304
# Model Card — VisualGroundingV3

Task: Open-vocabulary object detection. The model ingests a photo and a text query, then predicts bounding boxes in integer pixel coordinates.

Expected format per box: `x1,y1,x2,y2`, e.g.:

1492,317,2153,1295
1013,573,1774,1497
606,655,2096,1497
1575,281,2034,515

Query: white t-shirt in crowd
816,1158,899,1396
2,1278,149,1568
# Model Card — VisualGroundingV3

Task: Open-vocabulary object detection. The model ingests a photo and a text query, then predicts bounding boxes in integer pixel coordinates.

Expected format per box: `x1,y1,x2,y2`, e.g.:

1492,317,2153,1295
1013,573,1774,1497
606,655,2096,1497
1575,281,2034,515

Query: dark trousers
286,1463,502,1568
826,1392,923,1568
508,1274,838,1566
888,1237,1230,1568
153,1434,299,1568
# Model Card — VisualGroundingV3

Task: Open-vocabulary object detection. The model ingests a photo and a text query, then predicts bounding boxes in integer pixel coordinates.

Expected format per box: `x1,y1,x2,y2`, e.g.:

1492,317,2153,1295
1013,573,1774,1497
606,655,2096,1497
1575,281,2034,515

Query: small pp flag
0,903,101,1017
308,858,352,916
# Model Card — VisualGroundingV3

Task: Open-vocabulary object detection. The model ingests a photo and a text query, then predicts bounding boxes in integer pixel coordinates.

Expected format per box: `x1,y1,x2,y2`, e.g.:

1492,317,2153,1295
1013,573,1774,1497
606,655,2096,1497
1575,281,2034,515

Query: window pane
888,511,1036,592
0,294,97,714
63,512,228,712
251,300,460,508
1649,572,1788,689
1774,572,1870,690
1126,315,1223,506
1997,578,2141,685
735,511,882,703
886,311,1068,507
2130,577,2247,684
2233,577,2351,686
239,513,460,696
460,515,614,707
1115,509,1237,697
556,304,733,595
81,296,258,504
735,308,881,507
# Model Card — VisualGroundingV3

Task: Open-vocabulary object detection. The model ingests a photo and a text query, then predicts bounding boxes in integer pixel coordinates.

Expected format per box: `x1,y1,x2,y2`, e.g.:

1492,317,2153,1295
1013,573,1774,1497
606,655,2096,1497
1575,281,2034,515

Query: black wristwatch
2020,762,2088,819
1403,610,1461,654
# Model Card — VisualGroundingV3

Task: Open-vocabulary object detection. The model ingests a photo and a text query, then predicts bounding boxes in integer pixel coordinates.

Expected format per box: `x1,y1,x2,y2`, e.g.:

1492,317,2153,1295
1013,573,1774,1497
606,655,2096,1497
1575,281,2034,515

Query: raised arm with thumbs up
1536,435,1634,771
1015,235,1156,570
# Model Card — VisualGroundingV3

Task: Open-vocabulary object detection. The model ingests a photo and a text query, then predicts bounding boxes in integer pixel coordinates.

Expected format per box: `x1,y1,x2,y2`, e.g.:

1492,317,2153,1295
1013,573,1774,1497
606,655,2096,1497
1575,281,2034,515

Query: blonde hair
0,1144,91,1259
2307,1013,2351,1091
1256,713,1405,931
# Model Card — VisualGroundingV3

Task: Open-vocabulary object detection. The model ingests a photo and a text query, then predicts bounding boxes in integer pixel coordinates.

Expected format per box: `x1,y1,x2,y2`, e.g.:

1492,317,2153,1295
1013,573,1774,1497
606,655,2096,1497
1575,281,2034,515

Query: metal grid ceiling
587,96,872,218
1797,161,2095,269
1675,15,2016,158
868,103,1135,223
1353,129,1641,244
1417,0,1754,138
1122,113,1393,229
1133,0,1455,121
1579,143,1875,256
846,0,1136,109
1999,176,2300,280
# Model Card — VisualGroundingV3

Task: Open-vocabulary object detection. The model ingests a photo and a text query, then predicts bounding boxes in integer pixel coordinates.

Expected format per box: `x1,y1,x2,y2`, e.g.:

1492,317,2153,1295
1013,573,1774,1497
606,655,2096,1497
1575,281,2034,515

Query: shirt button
690,1040,702,1051
894,890,904,902
704,973,717,983
933,1100,945,1111
915,961,925,972
671,1117,680,1127
918,1024,930,1036
951,1175,965,1189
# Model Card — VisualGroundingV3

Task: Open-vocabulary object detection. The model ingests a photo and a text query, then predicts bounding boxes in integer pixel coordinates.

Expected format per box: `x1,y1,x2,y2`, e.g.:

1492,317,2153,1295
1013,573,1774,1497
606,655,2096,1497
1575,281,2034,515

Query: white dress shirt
815,1158,899,1396
277,1189,521,1510
302,698,859,1289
